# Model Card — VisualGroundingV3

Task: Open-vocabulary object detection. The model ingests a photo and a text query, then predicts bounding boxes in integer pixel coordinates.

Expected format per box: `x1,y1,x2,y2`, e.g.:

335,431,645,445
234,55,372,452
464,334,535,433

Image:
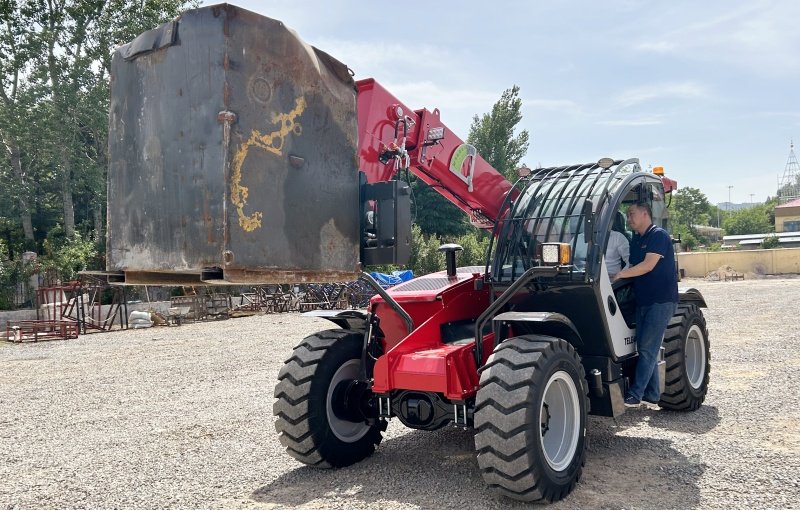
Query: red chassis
369,269,494,401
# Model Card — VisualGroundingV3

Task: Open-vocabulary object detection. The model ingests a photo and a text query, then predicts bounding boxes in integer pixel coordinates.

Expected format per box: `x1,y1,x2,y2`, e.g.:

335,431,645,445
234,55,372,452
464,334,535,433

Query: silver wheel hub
685,324,707,389
539,370,580,472
326,359,370,442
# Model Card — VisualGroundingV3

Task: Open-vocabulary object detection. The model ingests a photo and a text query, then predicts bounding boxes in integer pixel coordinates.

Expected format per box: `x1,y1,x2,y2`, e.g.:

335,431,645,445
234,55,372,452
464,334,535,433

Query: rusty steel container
107,4,360,284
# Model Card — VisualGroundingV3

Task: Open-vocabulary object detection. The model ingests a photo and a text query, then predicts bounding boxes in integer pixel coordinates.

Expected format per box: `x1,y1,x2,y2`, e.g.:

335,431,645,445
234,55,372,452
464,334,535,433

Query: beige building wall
678,248,800,277
775,213,800,232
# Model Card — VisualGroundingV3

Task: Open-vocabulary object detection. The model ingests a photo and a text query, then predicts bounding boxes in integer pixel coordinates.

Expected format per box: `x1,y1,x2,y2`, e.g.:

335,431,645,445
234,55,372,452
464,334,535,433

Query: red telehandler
106,5,710,503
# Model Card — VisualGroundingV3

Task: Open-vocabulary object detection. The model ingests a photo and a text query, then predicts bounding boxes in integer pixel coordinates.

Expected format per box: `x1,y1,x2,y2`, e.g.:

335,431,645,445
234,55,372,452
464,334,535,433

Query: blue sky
213,1,800,205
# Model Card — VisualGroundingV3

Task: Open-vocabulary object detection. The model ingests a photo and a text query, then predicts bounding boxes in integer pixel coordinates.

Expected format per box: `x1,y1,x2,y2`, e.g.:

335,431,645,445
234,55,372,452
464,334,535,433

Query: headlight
541,242,571,266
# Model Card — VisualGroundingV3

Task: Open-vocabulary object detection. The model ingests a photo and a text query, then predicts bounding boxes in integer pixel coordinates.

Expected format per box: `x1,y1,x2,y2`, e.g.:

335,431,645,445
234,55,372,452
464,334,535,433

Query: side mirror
582,199,594,244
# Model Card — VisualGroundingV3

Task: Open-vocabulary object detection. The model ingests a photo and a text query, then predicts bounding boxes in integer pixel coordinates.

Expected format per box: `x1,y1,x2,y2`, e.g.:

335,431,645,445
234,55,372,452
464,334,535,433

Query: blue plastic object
369,270,414,288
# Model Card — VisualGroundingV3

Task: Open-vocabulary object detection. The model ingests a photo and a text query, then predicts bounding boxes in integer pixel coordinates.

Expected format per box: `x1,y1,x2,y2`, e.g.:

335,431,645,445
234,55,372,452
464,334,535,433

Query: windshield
492,160,636,282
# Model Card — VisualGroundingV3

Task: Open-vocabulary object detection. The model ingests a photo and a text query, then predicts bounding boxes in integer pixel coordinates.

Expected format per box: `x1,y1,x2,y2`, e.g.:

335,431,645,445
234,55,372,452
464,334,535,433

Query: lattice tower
779,141,800,203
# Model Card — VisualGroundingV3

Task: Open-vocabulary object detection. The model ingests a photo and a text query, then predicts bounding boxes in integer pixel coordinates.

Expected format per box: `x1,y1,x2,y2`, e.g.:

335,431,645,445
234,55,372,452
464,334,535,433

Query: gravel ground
1,278,799,509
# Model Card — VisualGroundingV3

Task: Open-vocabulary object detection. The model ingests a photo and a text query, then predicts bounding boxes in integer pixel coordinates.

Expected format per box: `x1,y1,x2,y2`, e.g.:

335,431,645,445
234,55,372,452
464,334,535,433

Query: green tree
707,204,724,228
410,179,470,237
671,187,711,234
0,1,192,308
405,225,492,276
722,204,773,235
761,235,780,249
763,197,779,229
467,85,530,183
29,0,189,237
1,0,190,257
0,1,41,243
407,224,444,275
40,227,97,282
671,224,699,251
452,230,490,267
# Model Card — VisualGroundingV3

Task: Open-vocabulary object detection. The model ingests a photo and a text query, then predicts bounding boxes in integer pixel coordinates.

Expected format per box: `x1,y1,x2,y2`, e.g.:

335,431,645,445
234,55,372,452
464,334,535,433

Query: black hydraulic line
359,272,413,334
393,117,408,141
473,266,556,368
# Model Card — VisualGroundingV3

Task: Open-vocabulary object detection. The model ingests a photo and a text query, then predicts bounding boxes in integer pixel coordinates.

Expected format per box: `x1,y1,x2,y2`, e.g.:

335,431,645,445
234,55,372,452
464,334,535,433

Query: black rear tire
273,329,383,467
659,304,710,411
474,335,588,503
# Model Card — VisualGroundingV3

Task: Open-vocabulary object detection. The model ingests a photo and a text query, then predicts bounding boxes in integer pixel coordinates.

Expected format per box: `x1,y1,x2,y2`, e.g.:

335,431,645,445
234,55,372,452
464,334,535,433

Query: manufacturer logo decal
448,144,477,192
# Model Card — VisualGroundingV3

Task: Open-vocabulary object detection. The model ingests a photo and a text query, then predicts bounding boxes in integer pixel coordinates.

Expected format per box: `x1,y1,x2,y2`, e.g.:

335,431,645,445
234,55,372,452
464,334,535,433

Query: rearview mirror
582,199,594,244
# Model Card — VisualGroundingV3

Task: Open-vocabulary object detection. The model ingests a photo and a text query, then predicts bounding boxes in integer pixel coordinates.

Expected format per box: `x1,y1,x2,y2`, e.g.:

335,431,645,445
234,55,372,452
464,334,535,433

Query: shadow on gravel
646,405,721,435
252,419,705,509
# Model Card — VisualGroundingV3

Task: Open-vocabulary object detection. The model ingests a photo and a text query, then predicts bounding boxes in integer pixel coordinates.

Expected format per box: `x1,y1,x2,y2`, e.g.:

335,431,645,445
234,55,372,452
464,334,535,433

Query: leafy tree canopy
467,85,530,183
722,203,774,235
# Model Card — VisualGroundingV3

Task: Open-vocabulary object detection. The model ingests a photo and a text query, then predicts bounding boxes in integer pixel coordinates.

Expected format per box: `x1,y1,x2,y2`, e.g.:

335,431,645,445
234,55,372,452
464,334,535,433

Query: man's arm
612,252,661,281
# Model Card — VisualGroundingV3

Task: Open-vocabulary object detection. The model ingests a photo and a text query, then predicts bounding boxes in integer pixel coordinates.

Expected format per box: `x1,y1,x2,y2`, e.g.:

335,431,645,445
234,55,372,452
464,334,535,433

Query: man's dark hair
632,201,652,218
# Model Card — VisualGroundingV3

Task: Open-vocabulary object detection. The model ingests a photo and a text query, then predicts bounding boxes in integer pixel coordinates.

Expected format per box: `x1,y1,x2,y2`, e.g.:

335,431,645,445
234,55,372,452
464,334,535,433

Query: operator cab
488,159,672,362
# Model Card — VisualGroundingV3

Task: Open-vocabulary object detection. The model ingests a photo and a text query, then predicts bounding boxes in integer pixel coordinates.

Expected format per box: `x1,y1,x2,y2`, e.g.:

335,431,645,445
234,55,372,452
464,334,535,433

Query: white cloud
636,41,677,53
633,2,800,74
753,111,800,119
379,80,497,112
615,147,669,158
615,82,707,108
311,38,456,79
524,99,582,115
597,118,663,127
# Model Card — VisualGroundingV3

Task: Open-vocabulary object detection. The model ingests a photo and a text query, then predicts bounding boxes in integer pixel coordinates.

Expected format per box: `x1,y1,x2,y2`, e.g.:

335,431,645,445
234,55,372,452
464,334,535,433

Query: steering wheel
611,278,631,292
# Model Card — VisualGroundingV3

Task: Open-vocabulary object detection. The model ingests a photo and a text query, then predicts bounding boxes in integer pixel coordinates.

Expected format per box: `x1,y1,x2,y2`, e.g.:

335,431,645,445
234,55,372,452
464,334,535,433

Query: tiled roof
776,197,800,208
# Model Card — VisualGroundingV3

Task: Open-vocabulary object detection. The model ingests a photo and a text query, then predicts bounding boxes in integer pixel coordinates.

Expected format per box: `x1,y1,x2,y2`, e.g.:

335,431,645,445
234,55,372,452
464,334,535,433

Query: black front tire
659,304,710,411
273,329,382,467
474,335,588,503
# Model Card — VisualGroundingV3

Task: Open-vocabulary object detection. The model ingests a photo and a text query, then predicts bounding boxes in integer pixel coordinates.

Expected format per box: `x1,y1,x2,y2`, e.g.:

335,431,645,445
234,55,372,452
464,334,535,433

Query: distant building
722,231,800,249
693,225,723,241
775,198,800,233
716,202,760,211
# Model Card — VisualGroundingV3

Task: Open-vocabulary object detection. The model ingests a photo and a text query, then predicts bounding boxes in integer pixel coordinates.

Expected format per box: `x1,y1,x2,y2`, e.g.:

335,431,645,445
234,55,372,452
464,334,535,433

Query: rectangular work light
541,242,571,266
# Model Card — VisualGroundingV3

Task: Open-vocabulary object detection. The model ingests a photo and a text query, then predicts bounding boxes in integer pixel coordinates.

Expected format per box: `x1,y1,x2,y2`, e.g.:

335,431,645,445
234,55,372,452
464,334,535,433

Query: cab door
596,176,667,358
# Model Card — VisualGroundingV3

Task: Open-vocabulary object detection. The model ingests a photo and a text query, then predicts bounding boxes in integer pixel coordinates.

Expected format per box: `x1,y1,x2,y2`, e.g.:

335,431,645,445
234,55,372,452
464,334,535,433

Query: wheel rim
326,359,371,442
539,370,580,472
685,324,707,389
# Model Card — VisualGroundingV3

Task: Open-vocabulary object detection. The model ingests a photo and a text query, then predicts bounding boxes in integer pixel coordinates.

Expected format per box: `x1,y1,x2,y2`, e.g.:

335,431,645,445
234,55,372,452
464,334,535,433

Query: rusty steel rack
232,281,376,314
6,320,80,343
38,275,129,334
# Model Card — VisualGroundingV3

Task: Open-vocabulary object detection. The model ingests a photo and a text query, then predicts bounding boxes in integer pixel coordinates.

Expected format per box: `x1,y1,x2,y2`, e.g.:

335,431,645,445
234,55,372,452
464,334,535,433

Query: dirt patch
1,279,800,509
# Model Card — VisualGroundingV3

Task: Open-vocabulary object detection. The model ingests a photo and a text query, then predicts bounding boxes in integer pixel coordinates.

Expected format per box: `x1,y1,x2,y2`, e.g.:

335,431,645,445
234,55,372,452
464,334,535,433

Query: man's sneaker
624,395,641,408
643,397,660,405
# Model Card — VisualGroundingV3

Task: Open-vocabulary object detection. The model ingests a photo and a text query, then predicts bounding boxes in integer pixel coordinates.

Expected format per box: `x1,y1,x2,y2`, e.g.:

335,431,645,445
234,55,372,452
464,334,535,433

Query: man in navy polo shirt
612,202,678,407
